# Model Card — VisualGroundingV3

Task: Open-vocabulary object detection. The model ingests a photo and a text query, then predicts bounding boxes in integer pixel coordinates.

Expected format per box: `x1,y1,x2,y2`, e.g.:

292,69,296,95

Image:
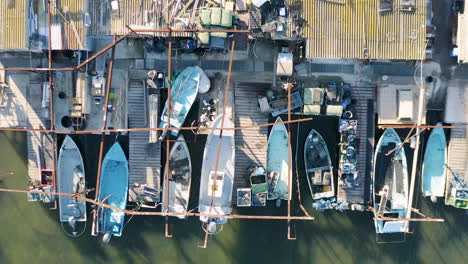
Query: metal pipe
0,68,76,72
0,117,314,133
378,124,454,129
0,187,314,220
287,82,295,240
91,34,117,236
75,31,134,70
164,31,173,238
201,35,236,249
405,61,427,232
47,0,58,211
131,28,252,34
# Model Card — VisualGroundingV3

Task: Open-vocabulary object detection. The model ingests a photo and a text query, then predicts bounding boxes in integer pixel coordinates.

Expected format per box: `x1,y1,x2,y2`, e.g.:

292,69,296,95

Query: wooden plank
232,82,270,202
128,80,161,203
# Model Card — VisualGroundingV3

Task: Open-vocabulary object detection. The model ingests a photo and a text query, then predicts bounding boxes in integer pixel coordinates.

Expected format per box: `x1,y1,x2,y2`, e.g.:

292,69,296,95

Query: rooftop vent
400,0,416,12
379,0,393,13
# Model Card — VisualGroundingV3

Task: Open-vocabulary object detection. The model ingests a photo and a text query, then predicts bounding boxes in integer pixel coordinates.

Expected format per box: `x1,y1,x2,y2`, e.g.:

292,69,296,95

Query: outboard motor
68,216,76,230
159,124,168,141
276,198,281,208
207,221,217,234
102,233,112,243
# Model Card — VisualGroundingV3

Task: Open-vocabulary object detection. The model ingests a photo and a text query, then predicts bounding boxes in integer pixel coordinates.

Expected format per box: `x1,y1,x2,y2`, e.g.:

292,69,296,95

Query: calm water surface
0,130,467,264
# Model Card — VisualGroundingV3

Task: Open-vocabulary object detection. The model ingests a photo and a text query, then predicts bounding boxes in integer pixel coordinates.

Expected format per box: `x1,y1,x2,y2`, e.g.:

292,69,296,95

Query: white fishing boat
162,134,192,219
199,115,235,234
267,117,291,207
373,129,409,235
57,135,86,237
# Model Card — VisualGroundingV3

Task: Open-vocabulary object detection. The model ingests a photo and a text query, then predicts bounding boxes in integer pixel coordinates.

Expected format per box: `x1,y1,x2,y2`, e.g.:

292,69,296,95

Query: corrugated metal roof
0,0,27,50
50,0,86,50
457,13,468,63
89,0,192,38
285,0,427,60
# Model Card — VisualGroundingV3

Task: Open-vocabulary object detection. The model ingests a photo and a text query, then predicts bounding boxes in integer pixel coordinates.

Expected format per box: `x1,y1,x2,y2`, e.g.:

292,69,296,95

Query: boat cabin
208,171,225,198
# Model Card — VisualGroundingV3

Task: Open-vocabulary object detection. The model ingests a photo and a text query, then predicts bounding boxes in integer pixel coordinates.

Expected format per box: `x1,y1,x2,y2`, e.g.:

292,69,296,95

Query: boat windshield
251,174,266,185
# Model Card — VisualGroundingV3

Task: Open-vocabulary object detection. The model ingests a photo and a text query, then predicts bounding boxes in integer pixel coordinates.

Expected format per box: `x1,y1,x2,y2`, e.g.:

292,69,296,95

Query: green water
1,131,468,264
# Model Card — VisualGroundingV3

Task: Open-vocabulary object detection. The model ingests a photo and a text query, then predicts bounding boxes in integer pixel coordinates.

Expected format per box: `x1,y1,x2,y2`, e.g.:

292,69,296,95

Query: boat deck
446,125,468,204
337,85,376,204
232,82,270,201
128,80,161,203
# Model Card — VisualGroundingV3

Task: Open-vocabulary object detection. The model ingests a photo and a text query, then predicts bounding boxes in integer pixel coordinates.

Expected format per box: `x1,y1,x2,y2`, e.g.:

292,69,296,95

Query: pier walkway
337,85,376,204
446,125,468,204
233,82,270,199
128,80,161,203
0,72,55,200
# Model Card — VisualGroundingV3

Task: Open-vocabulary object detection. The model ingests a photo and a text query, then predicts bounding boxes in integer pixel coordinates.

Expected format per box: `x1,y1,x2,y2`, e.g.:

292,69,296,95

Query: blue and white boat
199,115,235,234
96,142,129,243
422,123,447,202
267,117,291,207
159,66,210,139
373,128,408,235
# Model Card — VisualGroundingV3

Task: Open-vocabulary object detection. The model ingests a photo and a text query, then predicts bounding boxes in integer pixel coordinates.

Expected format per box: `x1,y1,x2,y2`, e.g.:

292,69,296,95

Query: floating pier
337,85,376,204
128,80,161,203
233,82,270,196
446,125,468,204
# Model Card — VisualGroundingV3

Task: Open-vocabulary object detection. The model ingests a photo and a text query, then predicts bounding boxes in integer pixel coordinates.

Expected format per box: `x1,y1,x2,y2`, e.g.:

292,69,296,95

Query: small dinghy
57,136,86,237
373,128,409,234
159,66,210,139
199,115,235,234
304,129,334,200
162,134,192,219
267,117,291,207
422,123,447,202
96,142,129,243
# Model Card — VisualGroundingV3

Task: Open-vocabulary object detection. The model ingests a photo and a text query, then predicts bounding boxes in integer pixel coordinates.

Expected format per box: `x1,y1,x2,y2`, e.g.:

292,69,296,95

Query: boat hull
304,129,334,200
162,135,192,219
159,66,208,136
97,142,129,237
199,115,235,225
373,128,409,234
57,136,86,223
267,117,291,201
422,123,447,198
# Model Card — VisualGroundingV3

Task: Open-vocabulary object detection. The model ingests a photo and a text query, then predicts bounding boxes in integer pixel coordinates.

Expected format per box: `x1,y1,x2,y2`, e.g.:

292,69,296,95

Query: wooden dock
0,72,55,201
27,79,55,200
233,82,270,198
337,85,376,204
127,80,161,203
446,125,468,204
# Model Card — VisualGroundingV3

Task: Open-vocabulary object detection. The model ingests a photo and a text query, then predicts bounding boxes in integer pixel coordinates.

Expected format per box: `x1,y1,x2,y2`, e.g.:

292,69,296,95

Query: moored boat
159,66,210,139
422,123,447,202
96,142,129,243
304,129,334,200
199,115,235,233
373,128,409,234
57,135,86,237
267,117,291,207
162,134,192,219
